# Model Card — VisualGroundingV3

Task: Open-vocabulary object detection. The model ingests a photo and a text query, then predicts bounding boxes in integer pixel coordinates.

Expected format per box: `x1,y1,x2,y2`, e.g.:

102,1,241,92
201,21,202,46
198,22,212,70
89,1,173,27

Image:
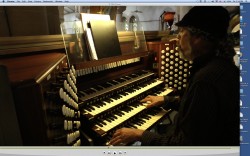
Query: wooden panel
6,7,49,36
0,65,22,145
46,6,61,35
0,7,10,37
13,80,48,145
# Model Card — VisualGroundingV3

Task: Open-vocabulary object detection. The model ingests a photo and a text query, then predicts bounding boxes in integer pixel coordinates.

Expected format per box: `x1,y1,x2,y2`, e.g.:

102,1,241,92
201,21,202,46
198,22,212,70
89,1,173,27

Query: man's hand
140,95,164,108
108,128,144,146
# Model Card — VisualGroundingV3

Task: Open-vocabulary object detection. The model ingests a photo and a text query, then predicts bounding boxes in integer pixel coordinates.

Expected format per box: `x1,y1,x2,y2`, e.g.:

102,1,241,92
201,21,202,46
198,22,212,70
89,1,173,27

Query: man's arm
140,81,218,145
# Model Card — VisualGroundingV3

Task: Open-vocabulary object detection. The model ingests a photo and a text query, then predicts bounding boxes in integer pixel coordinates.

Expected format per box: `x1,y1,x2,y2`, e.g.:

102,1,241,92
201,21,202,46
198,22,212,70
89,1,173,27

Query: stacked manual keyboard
78,70,173,145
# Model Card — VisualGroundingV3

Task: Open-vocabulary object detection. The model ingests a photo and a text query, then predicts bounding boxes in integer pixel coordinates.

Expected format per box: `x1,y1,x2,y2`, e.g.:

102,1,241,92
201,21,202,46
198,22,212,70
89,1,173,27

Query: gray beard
178,49,189,61
178,45,193,61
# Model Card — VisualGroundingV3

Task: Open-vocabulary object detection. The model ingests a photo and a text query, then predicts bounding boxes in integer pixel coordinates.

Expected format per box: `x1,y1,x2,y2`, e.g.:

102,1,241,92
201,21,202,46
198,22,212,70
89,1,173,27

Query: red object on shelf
160,11,175,30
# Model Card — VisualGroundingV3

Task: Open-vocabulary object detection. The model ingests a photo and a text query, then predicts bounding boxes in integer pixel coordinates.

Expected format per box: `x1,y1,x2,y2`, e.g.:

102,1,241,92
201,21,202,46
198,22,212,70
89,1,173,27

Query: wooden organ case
0,35,81,145
0,33,190,146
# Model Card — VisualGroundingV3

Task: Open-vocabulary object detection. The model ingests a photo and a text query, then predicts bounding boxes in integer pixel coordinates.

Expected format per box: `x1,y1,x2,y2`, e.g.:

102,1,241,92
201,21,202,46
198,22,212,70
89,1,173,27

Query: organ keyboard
77,68,173,145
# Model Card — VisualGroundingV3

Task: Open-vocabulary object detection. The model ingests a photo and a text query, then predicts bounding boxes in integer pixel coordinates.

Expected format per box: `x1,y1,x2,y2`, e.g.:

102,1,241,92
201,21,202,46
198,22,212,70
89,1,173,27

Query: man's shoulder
193,57,239,83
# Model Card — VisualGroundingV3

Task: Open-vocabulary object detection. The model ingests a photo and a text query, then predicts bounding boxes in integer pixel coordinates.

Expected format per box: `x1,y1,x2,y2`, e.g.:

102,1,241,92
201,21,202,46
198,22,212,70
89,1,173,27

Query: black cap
175,6,230,39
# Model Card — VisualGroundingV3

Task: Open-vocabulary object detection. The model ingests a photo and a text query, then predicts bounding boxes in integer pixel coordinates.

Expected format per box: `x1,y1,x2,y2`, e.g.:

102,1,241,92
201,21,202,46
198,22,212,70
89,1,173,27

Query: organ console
0,32,189,146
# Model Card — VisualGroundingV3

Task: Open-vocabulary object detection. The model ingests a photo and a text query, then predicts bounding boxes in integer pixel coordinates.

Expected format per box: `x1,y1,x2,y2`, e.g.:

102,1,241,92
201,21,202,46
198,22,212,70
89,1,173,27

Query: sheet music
81,13,111,60
86,28,98,60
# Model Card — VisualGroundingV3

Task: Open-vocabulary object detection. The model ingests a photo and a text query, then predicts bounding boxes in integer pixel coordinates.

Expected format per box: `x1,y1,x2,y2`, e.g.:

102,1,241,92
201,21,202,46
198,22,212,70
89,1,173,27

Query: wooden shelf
0,52,66,83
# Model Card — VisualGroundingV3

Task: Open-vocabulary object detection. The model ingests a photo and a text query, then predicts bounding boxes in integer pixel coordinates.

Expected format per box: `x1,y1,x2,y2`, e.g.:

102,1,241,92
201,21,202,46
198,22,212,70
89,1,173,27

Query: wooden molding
0,35,65,56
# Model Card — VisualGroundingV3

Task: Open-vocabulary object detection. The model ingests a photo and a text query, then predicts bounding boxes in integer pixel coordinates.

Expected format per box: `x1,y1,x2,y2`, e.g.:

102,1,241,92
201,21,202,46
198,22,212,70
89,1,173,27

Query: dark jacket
141,53,239,146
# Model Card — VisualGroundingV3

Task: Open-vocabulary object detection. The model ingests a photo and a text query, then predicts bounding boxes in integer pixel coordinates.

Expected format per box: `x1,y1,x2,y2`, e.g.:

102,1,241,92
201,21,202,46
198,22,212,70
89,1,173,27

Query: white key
86,80,163,116
94,105,146,133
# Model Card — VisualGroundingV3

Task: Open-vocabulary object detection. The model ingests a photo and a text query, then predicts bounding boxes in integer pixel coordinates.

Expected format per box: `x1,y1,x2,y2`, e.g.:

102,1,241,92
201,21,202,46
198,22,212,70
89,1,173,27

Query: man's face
177,27,193,61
